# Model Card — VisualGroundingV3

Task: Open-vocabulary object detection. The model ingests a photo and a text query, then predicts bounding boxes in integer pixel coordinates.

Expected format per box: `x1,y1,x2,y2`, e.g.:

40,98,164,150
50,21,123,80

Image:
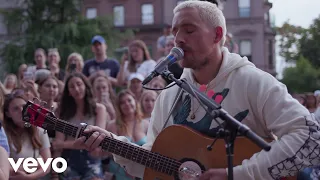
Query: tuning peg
50,105,55,112
24,122,31,128
40,101,47,107
33,97,41,104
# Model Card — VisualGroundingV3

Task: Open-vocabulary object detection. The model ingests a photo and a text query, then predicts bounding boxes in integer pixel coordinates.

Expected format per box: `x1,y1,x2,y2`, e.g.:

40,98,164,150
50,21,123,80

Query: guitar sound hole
178,161,202,180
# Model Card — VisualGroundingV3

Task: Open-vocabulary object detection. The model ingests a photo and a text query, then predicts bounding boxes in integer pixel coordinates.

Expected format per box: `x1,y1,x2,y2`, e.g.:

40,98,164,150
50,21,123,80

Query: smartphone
23,71,34,81
101,92,109,104
68,63,77,73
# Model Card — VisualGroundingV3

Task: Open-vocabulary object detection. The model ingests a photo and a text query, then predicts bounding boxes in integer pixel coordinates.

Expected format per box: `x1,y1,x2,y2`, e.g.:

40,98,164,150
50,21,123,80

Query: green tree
276,21,306,62
277,16,320,67
281,56,320,93
0,0,134,74
298,16,320,67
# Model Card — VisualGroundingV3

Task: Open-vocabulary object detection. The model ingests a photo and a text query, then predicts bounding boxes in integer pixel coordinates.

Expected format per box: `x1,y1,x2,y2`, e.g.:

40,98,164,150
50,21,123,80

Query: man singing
74,1,320,179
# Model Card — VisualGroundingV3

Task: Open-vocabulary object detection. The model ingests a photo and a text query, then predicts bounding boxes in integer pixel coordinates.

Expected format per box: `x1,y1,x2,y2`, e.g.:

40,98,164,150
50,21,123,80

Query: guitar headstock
22,100,57,131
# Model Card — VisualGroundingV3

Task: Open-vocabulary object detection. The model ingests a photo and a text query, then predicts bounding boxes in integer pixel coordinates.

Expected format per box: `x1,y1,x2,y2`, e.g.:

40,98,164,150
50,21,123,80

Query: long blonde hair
140,90,157,115
65,52,84,73
116,90,143,135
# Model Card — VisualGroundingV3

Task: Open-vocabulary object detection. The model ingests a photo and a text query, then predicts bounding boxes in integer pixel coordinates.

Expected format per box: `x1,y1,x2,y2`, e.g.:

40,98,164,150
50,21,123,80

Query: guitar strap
161,82,185,131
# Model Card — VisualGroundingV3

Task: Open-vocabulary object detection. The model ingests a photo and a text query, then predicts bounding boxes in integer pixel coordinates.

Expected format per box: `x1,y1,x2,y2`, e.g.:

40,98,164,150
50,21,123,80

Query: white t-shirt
123,59,157,80
10,127,51,160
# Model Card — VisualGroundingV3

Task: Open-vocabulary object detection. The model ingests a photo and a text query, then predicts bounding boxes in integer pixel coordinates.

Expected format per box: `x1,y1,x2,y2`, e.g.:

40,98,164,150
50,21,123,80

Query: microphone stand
160,70,271,180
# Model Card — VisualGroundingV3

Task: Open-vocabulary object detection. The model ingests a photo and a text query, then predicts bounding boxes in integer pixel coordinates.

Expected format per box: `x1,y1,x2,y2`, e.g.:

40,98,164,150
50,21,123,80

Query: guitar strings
26,107,208,174
27,107,207,175
25,106,193,174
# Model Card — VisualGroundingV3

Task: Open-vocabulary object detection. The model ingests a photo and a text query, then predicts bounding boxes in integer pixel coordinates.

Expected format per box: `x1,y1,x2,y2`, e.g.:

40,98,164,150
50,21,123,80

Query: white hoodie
112,47,320,179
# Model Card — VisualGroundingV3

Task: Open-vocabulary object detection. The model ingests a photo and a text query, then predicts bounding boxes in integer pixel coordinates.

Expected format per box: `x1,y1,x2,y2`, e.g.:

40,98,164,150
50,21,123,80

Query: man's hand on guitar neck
74,125,112,157
199,168,228,180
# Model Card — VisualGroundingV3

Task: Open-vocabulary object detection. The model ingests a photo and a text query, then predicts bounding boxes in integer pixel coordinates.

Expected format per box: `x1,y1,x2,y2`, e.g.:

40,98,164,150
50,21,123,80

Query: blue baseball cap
91,35,106,44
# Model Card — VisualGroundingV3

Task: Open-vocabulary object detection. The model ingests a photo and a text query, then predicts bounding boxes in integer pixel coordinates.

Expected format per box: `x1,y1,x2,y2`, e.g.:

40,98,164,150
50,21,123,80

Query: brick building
84,0,276,74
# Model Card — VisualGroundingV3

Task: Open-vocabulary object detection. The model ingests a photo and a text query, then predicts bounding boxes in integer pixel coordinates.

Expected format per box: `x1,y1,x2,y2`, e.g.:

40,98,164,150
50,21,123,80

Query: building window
147,45,153,56
86,8,97,19
141,4,154,25
238,0,250,17
268,40,274,68
264,12,270,25
113,6,124,26
240,40,252,61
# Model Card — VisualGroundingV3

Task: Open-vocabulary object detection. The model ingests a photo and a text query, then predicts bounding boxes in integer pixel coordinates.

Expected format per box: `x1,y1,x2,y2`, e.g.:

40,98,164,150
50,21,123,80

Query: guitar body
21,101,297,180
144,125,296,180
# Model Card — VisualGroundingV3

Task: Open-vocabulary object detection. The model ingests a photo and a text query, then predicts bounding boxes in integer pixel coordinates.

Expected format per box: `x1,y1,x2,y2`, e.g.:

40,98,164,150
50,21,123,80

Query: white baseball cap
128,73,145,82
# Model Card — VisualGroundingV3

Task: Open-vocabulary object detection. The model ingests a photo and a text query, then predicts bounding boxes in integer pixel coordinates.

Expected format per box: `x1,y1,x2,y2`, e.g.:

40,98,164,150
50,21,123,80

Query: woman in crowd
3,74,18,94
37,75,60,143
65,52,84,75
292,94,307,107
106,90,149,180
140,90,158,121
149,76,167,95
305,93,317,113
0,82,9,180
0,83,6,122
127,73,145,100
17,64,28,86
90,72,116,121
53,72,108,180
48,48,65,81
18,80,39,101
117,40,156,87
29,48,47,72
37,75,59,111
2,91,51,180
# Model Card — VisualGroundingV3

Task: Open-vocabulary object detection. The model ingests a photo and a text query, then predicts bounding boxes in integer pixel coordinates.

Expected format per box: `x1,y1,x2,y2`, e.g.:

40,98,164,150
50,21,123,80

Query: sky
269,0,320,78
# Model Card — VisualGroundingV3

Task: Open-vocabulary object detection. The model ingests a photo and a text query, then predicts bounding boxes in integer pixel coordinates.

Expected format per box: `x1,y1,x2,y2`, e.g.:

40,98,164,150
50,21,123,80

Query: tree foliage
298,16,320,68
277,16,320,67
0,0,134,74
276,21,306,62
281,56,320,93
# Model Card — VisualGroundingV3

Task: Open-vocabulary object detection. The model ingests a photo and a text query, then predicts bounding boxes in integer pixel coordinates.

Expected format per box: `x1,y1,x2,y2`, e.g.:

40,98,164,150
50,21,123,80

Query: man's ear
214,26,223,44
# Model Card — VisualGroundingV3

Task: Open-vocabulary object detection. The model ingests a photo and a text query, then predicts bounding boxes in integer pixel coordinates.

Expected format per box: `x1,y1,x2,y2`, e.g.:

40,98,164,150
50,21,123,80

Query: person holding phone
65,53,84,77
116,40,156,87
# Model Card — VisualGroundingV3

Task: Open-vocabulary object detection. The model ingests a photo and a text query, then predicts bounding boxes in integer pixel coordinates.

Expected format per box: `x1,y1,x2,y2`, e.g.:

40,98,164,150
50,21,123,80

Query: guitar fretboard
47,118,181,176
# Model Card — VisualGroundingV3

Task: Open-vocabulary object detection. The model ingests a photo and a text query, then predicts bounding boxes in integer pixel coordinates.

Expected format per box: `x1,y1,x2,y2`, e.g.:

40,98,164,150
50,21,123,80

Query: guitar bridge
178,161,202,180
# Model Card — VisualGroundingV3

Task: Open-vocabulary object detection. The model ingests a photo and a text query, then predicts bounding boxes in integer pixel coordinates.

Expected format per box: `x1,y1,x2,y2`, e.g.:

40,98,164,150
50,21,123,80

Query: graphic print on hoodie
173,87,250,138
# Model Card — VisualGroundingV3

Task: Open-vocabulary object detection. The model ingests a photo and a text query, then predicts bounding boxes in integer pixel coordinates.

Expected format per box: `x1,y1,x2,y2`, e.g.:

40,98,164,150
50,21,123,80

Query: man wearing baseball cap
82,35,120,86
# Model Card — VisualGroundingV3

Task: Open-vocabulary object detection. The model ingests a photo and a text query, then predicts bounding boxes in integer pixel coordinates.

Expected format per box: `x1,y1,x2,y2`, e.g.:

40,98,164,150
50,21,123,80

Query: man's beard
183,57,210,70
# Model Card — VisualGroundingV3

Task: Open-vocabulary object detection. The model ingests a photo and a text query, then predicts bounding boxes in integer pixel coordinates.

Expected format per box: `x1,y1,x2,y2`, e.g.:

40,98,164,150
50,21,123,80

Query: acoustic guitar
22,100,297,180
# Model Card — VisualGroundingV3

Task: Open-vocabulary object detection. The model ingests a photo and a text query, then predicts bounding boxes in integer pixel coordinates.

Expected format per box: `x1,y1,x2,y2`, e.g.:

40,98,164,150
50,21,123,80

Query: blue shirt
0,123,10,154
82,58,120,78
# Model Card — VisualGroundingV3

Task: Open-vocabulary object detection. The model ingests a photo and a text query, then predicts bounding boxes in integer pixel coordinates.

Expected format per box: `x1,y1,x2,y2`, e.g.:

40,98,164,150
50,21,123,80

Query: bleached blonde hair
173,0,227,46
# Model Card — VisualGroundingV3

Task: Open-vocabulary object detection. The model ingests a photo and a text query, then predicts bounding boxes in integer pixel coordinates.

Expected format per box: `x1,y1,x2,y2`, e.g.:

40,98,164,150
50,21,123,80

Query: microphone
142,47,184,85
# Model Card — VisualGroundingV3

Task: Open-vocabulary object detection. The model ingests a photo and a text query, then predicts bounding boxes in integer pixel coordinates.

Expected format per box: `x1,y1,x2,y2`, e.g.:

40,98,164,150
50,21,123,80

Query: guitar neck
50,118,181,176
